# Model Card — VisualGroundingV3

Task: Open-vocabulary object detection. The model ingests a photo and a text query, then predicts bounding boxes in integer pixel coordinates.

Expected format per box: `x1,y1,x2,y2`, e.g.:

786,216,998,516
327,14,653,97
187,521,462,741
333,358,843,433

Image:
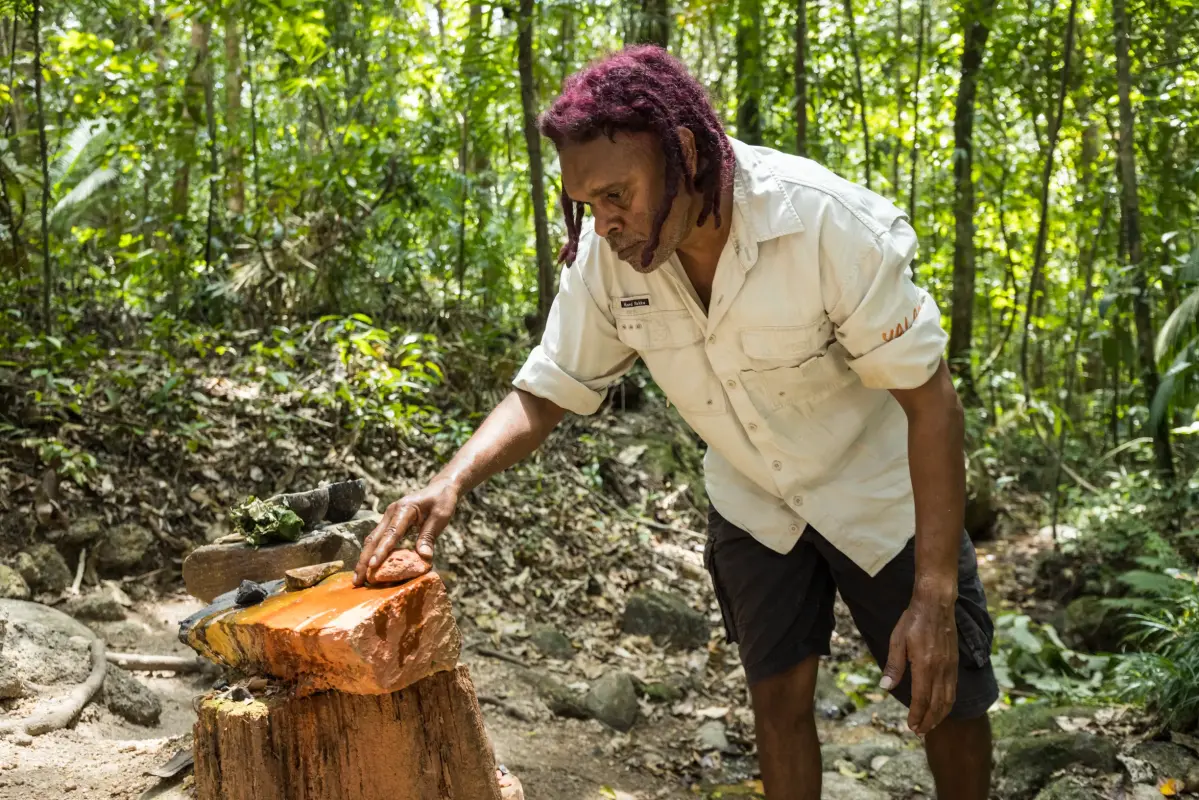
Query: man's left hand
879,593,959,735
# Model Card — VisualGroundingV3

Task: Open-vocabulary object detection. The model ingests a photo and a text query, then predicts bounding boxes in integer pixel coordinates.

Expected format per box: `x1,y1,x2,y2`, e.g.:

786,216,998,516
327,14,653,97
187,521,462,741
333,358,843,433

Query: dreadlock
537,45,734,268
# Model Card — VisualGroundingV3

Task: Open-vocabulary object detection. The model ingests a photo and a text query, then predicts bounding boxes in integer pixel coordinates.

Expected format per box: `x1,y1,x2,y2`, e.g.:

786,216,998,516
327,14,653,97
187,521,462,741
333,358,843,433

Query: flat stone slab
183,527,362,603
181,571,461,696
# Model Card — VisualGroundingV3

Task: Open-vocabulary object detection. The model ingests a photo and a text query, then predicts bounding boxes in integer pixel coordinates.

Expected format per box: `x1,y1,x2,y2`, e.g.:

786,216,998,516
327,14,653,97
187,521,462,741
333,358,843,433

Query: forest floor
0,510,1185,800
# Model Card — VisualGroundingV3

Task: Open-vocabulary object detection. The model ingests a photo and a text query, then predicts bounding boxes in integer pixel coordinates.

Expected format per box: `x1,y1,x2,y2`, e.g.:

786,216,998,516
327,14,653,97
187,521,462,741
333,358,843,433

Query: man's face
558,131,697,274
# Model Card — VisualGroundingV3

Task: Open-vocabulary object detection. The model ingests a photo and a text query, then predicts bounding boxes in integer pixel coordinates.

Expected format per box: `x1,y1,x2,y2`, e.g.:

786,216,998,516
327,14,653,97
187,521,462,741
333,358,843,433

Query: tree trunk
517,0,554,334
1114,0,1173,476
795,0,808,156
842,0,870,188
907,0,927,223
892,0,902,192
947,0,998,403
198,17,218,273
1018,0,1078,402
736,0,762,145
225,11,245,216
633,0,669,47
193,667,501,800
32,0,50,334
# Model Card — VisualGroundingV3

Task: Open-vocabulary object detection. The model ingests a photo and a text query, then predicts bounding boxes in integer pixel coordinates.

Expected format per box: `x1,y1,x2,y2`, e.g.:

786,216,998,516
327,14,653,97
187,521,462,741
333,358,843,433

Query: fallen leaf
1159,777,1181,796
696,706,729,719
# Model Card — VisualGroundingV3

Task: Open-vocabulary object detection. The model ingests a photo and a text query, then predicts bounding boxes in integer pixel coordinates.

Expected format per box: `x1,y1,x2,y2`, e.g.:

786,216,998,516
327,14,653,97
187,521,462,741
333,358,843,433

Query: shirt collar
727,137,806,270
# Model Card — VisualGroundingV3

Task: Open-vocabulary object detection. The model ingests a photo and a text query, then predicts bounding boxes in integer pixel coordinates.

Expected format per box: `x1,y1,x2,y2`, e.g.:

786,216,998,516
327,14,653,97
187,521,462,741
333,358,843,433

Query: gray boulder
102,665,162,726
1129,741,1199,783
873,750,935,796
1033,775,1096,800
585,671,639,732
66,591,126,621
516,668,589,719
53,515,104,545
621,590,707,650
814,667,855,719
821,736,904,770
997,733,1117,799
14,544,71,594
529,625,574,660
695,720,732,753
96,523,155,571
991,703,1096,739
0,566,30,600
820,772,888,800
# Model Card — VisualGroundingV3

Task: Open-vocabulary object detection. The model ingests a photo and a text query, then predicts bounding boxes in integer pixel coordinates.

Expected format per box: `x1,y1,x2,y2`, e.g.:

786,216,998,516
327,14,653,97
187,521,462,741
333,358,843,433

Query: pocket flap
615,311,701,351
740,321,831,360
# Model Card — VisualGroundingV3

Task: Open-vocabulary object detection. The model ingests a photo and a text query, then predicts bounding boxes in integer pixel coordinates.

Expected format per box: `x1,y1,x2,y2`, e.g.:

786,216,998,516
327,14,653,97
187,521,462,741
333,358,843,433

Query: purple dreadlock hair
537,45,735,269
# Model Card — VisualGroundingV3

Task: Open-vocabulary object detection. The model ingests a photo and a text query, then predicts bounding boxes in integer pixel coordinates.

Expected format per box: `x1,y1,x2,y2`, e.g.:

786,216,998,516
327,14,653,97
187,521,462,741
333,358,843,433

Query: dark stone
529,625,574,660
234,579,269,607
96,523,155,572
1033,776,1095,800
66,592,126,621
585,671,639,732
269,487,330,530
0,566,29,600
103,665,162,726
516,668,590,720
991,703,1096,740
873,750,935,796
1129,741,1199,782
997,733,1118,799
621,590,707,650
14,544,71,594
324,479,367,523
177,579,286,645
814,667,855,720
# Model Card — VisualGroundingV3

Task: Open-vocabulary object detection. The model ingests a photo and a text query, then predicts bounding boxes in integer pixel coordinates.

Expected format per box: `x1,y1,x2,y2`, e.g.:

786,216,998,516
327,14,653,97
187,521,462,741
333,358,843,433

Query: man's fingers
354,507,396,586
907,661,933,733
880,629,908,692
916,674,947,734
368,505,418,576
415,512,440,559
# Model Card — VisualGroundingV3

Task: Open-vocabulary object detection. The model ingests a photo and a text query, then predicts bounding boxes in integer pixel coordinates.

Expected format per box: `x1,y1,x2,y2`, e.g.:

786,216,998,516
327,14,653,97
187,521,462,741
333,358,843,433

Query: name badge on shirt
619,295,651,309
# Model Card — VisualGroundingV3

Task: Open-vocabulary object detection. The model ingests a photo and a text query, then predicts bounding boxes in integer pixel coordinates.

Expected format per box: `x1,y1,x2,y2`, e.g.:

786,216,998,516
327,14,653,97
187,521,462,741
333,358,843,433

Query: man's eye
607,190,622,201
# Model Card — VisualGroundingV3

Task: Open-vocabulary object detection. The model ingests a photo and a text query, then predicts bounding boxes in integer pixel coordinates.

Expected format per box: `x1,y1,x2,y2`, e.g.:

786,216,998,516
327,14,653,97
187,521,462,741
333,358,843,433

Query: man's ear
675,126,698,180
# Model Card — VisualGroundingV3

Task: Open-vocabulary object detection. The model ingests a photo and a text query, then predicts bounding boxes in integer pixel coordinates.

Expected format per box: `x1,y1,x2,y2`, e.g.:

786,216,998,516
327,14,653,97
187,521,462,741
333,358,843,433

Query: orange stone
368,549,431,585
183,571,460,696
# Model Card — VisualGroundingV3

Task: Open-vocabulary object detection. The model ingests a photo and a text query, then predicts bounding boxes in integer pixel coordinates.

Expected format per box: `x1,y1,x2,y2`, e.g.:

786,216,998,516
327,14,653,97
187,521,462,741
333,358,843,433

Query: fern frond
1156,286,1199,362
48,166,117,225
49,120,108,186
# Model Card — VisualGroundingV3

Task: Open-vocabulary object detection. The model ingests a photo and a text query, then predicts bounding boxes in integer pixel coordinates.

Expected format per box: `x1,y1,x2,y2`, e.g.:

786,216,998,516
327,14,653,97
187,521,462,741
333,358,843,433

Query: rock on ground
528,625,574,660
621,590,707,650
0,566,30,600
821,736,904,770
695,720,731,753
820,772,888,800
1032,775,1095,800
52,515,105,545
0,657,26,699
95,523,155,572
66,591,126,621
873,750,935,796
2,618,91,684
814,667,855,719
997,732,1118,799
991,703,1096,739
585,671,639,732
516,668,589,719
1060,595,1125,652
1129,741,1199,783
102,665,162,726
14,544,71,594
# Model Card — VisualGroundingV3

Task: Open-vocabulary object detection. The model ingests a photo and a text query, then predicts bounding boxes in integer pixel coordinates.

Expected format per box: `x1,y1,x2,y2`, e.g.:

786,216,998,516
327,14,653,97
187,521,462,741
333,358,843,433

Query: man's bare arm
353,389,566,585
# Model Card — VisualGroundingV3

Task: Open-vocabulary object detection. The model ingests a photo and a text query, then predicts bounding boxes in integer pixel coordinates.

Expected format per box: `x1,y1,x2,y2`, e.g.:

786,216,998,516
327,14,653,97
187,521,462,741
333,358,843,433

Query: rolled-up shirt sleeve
512,232,638,415
822,215,948,390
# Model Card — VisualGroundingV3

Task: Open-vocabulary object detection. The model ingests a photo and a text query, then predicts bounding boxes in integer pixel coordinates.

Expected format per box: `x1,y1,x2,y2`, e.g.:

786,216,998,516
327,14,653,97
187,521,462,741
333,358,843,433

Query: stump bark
194,665,501,800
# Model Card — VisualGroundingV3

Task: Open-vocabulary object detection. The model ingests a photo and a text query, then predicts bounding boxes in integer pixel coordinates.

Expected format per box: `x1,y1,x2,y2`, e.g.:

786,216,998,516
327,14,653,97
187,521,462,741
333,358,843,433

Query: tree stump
183,563,503,800
194,666,501,800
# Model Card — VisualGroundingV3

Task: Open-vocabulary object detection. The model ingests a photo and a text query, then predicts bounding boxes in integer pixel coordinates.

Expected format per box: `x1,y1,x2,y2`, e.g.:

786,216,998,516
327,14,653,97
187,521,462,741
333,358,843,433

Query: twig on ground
471,645,528,669
0,638,107,736
478,694,535,723
105,652,213,674
70,547,86,595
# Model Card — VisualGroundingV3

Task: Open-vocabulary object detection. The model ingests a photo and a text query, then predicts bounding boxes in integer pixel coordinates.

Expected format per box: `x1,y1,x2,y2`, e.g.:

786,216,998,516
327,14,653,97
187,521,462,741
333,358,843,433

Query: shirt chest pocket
739,349,858,414
739,318,833,368
612,308,727,416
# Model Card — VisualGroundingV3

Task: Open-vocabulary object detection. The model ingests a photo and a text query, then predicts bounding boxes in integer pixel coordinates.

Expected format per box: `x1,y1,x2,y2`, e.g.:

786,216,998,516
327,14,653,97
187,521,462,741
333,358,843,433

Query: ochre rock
368,549,431,585
284,561,344,591
183,571,460,696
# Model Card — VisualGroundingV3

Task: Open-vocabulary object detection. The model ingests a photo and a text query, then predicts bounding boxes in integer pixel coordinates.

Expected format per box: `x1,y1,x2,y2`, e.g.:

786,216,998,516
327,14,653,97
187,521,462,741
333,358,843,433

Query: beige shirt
513,138,949,577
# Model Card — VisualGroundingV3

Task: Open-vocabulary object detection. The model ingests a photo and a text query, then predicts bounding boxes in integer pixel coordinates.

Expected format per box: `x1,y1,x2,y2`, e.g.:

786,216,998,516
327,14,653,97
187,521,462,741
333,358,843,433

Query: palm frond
49,120,109,187
1149,343,1194,430
1156,285,1199,362
48,167,118,226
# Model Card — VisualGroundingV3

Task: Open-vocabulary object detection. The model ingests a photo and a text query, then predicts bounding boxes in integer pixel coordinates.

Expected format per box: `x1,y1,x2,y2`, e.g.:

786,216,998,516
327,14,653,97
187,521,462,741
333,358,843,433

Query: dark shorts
704,508,999,720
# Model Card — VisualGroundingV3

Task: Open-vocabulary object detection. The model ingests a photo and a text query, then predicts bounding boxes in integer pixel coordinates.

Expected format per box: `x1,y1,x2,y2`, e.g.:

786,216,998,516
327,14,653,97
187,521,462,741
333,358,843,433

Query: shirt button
793,495,804,507
772,460,782,471
789,523,799,533
726,379,736,389
708,334,716,344
747,422,758,432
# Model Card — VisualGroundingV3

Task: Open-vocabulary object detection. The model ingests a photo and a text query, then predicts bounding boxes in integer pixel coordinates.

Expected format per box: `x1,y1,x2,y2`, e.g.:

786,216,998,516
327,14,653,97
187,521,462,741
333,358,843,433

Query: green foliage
230,496,305,546
1112,569,1199,730
991,613,1117,702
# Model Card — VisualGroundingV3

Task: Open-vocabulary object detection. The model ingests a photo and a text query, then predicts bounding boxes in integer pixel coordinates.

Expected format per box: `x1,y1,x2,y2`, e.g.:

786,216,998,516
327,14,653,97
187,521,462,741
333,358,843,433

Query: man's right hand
353,479,460,587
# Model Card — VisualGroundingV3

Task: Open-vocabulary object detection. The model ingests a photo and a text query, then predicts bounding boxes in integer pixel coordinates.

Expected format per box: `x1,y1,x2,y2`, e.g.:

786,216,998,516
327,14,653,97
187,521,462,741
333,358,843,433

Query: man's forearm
433,388,566,498
899,363,966,603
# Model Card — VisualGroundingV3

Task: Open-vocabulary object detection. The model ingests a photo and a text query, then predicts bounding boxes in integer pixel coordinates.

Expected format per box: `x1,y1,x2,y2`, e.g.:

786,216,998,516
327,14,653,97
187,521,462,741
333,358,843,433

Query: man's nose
594,209,623,239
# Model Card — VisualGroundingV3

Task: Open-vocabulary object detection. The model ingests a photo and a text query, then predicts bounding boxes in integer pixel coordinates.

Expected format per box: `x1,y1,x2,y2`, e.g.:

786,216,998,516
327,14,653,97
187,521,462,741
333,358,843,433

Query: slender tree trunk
1018,0,1078,402
843,0,870,188
225,11,245,216
32,0,50,334
517,0,554,333
892,0,902,192
1114,0,1173,476
196,18,218,274
633,0,669,47
246,25,260,210
795,0,808,156
907,0,927,221
947,0,998,402
736,0,763,145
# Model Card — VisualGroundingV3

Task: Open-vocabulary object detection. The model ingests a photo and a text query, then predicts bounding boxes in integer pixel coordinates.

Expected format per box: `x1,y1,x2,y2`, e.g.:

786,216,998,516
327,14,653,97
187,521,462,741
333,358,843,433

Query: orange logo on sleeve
881,298,925,343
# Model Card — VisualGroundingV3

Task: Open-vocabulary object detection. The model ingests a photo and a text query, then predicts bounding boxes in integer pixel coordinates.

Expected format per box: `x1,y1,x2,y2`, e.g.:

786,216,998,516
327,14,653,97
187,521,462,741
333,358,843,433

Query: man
355,45,997,799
